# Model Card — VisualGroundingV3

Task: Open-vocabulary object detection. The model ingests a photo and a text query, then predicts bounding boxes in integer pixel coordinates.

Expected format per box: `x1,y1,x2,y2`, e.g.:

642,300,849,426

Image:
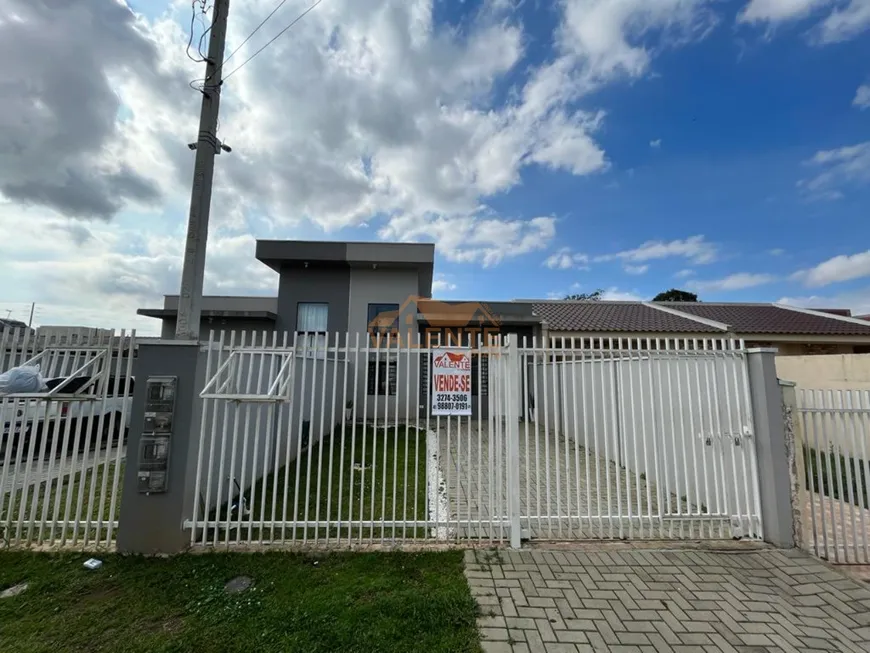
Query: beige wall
776,353,870,390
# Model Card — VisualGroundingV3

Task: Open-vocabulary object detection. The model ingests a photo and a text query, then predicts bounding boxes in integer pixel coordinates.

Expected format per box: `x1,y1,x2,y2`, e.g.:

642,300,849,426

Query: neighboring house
137,295,278,340
530,301,870,354
36,325,114,346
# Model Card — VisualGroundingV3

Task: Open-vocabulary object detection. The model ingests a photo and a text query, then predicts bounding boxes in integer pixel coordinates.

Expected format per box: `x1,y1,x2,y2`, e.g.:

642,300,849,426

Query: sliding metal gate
187,331,762,548
519,337,763,541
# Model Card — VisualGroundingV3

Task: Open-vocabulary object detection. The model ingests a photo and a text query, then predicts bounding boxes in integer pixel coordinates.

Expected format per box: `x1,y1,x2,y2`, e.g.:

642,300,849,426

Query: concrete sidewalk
464,546,870,652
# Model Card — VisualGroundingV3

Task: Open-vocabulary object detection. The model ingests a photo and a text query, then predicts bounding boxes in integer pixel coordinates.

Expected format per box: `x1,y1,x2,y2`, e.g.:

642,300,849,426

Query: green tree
564,289,603,300
653,288,699,302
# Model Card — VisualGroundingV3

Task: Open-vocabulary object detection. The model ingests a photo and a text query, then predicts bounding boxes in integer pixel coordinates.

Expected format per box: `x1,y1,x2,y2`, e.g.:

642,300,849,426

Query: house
138,239,870,418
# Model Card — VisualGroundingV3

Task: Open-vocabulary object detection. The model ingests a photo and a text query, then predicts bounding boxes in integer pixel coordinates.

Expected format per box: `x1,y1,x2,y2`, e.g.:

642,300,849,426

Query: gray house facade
139,240,546,420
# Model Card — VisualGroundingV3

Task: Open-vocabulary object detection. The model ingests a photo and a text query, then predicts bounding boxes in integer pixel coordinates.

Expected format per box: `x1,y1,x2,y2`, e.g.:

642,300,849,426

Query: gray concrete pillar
117,341,207,554
746,348,795,548
779,380,807,550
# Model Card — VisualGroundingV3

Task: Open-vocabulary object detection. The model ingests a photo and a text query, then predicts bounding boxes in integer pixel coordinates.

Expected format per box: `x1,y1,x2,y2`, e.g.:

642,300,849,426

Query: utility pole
175,0,231,340
27,302,35,328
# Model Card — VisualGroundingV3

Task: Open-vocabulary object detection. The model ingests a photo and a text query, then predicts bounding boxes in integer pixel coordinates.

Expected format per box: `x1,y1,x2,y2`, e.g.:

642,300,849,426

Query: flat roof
255,240,435,272
137,309,277,320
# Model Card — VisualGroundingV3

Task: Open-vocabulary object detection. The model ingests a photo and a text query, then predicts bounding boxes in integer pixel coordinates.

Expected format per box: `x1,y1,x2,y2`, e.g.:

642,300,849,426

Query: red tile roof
532,302,724,333
656,303,870,336
528,301,870,337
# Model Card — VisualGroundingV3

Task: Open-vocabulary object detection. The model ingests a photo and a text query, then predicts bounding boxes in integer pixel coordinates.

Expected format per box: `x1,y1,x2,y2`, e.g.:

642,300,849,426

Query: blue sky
444,0,870,304
0,0,869,331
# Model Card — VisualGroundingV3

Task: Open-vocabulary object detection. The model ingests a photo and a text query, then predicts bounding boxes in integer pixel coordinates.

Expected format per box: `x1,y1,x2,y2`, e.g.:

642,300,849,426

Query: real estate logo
367,296,502,348
432,351,471,370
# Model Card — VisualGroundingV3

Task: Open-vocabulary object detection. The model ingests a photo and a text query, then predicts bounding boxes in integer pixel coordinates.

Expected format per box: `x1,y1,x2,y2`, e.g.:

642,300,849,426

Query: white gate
519,337,762,541
187,331,762,548
797,388,870,563
0,328,135,549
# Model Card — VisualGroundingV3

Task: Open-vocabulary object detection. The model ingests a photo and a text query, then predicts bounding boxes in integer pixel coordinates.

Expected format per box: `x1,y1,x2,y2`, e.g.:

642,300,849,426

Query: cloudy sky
1,0,869,334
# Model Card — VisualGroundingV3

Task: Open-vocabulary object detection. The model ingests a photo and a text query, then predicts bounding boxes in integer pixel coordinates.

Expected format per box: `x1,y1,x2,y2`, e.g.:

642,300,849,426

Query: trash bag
0,365,48,395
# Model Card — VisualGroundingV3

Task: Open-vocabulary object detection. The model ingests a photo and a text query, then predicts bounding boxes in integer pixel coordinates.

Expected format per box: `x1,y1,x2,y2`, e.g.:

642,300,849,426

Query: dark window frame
367,303,400,331
367,359,398,396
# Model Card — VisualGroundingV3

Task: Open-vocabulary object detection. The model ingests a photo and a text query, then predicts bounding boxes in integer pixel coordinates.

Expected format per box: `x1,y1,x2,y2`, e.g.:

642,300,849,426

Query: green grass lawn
0,550,481,653
1,460,124,547
208,425,429,544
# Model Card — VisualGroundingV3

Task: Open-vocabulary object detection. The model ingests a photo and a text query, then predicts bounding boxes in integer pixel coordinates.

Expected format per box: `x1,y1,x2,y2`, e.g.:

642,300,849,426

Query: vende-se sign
431,348,472,416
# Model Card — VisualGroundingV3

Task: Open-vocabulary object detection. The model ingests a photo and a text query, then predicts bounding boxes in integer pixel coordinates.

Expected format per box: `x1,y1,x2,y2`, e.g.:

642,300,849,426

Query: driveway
465,546,870,652
436,421,697,540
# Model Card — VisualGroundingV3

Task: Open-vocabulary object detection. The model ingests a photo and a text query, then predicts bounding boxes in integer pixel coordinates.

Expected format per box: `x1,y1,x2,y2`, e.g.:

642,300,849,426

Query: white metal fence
188,331,513,547
521,337,762,541
798,388,870,563
0,328,135,549
188,331,763,547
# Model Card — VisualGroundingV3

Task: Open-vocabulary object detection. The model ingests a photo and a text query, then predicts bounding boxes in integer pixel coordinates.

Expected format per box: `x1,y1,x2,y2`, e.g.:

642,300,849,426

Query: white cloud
675,268,695,278
855,84,870,109
778,288,870,316
601,287,643,301
816,1,870,42
689,272,777,291
431,275,457,294
597,235,718,265
768,248,786,256
624,264,649,275
738,0,870,43
544,247,590,270
556,0,719,87
650,139,662,149
738,0,830,24
792,249,870,287
381,214,556,267
798,141,870,198
0,0,726,327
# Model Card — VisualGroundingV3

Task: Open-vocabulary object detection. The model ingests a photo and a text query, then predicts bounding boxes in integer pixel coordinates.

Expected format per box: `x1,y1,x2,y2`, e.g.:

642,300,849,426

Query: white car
1,376,134,462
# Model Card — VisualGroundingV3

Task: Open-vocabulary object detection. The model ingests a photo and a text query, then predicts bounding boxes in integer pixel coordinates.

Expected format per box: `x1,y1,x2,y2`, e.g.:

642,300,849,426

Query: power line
220,0,292,71
221,0,326,82
185,0,210,63
190,0,294,94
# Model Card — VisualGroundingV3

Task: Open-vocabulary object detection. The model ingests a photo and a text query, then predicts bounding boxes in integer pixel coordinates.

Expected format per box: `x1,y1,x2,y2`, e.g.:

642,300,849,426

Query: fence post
116,340,207,554
779,380,806,552
746,348,795,548
506,334,522,548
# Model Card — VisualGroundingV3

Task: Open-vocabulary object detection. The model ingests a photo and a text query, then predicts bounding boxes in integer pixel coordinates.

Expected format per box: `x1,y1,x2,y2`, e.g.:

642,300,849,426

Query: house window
367,303,400,332
296,303,328,356
367,360,398,396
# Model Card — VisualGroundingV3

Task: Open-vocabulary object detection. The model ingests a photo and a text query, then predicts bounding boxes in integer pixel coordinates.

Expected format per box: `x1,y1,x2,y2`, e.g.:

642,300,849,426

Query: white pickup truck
0,376,134,462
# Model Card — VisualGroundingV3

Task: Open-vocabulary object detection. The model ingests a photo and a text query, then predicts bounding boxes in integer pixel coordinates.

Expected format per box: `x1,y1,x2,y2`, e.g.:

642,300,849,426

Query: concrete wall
275,266,350,334
776,353,870,390
348,267,421,419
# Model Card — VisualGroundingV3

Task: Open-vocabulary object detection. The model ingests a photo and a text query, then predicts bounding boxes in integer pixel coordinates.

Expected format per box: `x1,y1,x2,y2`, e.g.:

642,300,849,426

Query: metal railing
186,331,763,548
188,330,512,548
519,336,762,541
0,328,135,549
798,388,870,564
